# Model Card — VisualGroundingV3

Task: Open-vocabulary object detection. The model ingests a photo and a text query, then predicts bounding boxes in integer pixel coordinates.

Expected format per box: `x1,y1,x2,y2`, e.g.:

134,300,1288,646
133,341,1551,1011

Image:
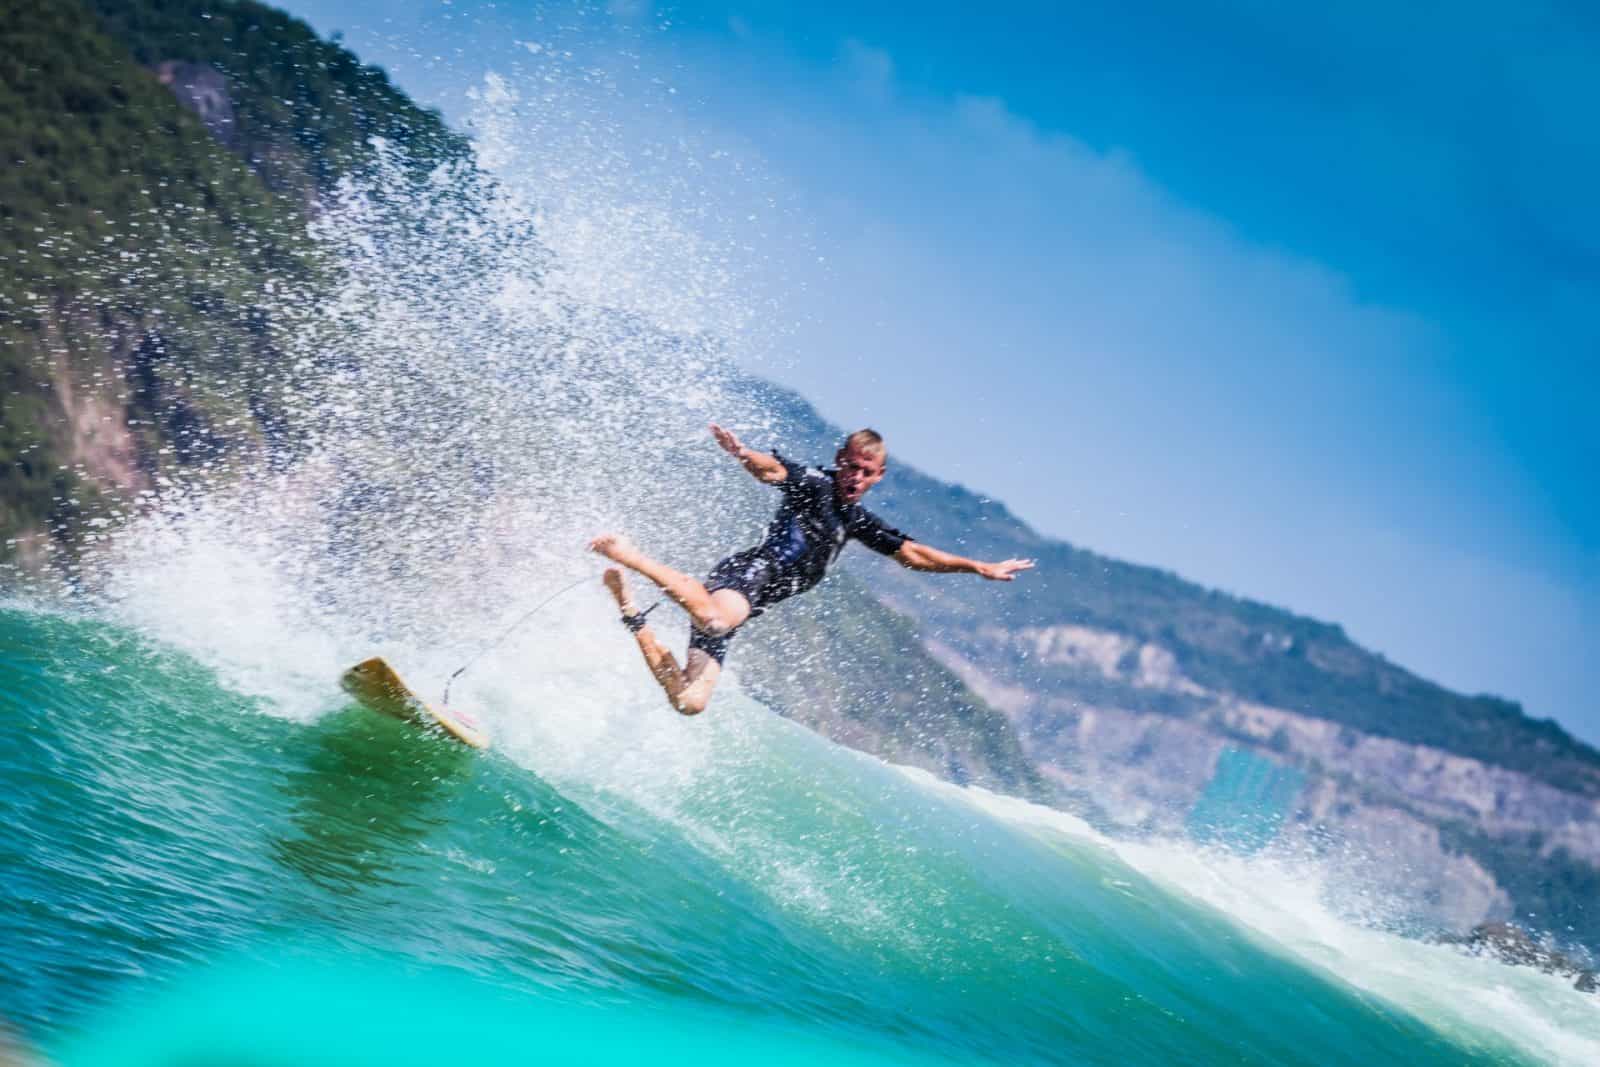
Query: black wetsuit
691,452,910,663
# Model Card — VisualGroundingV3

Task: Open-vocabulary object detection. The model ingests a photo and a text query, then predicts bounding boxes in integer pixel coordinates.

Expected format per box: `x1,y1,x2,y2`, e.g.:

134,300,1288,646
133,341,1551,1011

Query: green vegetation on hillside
1,0,306,550
1,0,464,558
83,0,467,198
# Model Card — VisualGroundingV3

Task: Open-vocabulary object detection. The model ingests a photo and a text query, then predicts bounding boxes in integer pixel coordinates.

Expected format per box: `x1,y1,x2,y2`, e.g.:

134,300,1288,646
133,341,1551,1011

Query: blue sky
290,1,1597,741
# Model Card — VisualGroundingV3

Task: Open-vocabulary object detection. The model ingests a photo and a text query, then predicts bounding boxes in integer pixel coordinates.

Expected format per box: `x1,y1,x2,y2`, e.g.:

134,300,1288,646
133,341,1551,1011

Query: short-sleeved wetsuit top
691,452,911,663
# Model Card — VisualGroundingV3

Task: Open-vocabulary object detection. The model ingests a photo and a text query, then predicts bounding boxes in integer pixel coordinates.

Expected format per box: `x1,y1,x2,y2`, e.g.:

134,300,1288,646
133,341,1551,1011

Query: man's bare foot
602,567,637,615
587,532,639,566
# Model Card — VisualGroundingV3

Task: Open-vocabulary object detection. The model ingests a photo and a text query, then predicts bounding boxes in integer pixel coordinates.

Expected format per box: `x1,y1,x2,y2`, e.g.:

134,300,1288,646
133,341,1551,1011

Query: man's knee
695,614,733,637
672,691,709,716
671,670,718,716
698,589,750,637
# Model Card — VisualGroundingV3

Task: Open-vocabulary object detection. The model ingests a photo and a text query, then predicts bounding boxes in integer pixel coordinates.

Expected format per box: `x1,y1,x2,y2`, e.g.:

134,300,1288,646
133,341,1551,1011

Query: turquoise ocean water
4,602,1598,1065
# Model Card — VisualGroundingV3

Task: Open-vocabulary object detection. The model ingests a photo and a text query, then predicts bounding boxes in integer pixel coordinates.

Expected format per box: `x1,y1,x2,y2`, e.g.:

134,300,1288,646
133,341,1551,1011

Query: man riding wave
589,425,1034,715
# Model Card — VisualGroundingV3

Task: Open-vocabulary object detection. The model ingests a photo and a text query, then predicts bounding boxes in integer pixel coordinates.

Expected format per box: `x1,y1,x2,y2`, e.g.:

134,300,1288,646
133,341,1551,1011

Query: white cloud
607,0,653,21
839,38,895,102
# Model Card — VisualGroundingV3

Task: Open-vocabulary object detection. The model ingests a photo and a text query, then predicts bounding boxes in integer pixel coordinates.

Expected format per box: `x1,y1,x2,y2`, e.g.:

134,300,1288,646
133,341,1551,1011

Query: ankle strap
621,601,659,633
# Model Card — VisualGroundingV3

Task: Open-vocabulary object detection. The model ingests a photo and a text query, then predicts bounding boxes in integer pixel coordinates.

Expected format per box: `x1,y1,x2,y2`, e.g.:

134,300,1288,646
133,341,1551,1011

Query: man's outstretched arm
710,423,787,484
894,540,1034,581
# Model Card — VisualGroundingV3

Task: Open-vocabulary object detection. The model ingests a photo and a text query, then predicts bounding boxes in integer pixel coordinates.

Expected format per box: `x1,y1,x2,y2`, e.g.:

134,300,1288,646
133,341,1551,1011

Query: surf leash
441,574,592,706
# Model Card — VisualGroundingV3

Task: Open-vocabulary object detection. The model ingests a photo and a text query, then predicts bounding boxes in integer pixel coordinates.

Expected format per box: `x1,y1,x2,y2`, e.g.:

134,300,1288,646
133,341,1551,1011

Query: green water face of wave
0,605,1552,1065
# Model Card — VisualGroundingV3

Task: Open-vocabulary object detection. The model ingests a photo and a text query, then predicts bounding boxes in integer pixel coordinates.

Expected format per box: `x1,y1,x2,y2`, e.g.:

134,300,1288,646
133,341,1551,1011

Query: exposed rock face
149,58,315,209
1436,922,1599,992
1284,781,1511,933
154,61,237,147
998,624,1206,695
931,637,1225,827
1215,698,1600,861
925,619,1596,936
48,331,148,497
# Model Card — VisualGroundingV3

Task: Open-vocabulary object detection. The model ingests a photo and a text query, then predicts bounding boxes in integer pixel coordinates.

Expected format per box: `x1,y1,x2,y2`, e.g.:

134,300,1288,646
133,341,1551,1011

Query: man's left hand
978,559,1035,581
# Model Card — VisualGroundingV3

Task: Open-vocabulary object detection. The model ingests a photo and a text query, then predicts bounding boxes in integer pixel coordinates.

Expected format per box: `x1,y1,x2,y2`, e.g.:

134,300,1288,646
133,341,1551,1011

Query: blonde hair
842,428,886,458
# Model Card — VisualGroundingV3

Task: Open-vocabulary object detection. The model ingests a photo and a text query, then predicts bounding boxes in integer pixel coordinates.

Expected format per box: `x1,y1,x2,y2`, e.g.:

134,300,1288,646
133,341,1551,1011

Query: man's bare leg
602,567,722,715
589,533,750,635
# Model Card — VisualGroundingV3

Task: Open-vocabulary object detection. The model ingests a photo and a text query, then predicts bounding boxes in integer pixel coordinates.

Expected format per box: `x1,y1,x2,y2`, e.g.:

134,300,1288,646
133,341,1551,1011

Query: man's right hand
712,424,787,485
710,423,744,458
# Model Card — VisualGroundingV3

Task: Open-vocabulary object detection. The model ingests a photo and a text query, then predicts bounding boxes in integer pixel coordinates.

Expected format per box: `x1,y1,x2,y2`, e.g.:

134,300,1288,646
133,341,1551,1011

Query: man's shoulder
845,502,910,555
771,447,825,483
851,501,909,537
777,453,831,490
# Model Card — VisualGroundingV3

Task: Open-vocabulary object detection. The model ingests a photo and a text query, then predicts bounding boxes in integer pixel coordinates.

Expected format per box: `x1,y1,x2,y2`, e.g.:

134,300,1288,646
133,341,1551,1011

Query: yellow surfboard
339,657,490,750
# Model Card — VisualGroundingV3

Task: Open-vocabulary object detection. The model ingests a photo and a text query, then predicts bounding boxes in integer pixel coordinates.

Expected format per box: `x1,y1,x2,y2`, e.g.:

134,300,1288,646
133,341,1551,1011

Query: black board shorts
690,549,796,664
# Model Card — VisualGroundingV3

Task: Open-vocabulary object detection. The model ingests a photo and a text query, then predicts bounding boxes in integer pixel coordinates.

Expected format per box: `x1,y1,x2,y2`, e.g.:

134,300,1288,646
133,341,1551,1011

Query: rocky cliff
926,619,1600,935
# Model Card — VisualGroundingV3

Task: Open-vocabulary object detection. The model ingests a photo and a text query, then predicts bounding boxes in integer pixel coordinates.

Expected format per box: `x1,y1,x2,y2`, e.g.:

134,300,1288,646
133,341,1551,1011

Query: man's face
833,444,886,504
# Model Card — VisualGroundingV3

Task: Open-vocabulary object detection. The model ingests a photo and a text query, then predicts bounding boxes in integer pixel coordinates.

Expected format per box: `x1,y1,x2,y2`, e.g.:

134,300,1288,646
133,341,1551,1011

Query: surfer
589,425,1034,715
